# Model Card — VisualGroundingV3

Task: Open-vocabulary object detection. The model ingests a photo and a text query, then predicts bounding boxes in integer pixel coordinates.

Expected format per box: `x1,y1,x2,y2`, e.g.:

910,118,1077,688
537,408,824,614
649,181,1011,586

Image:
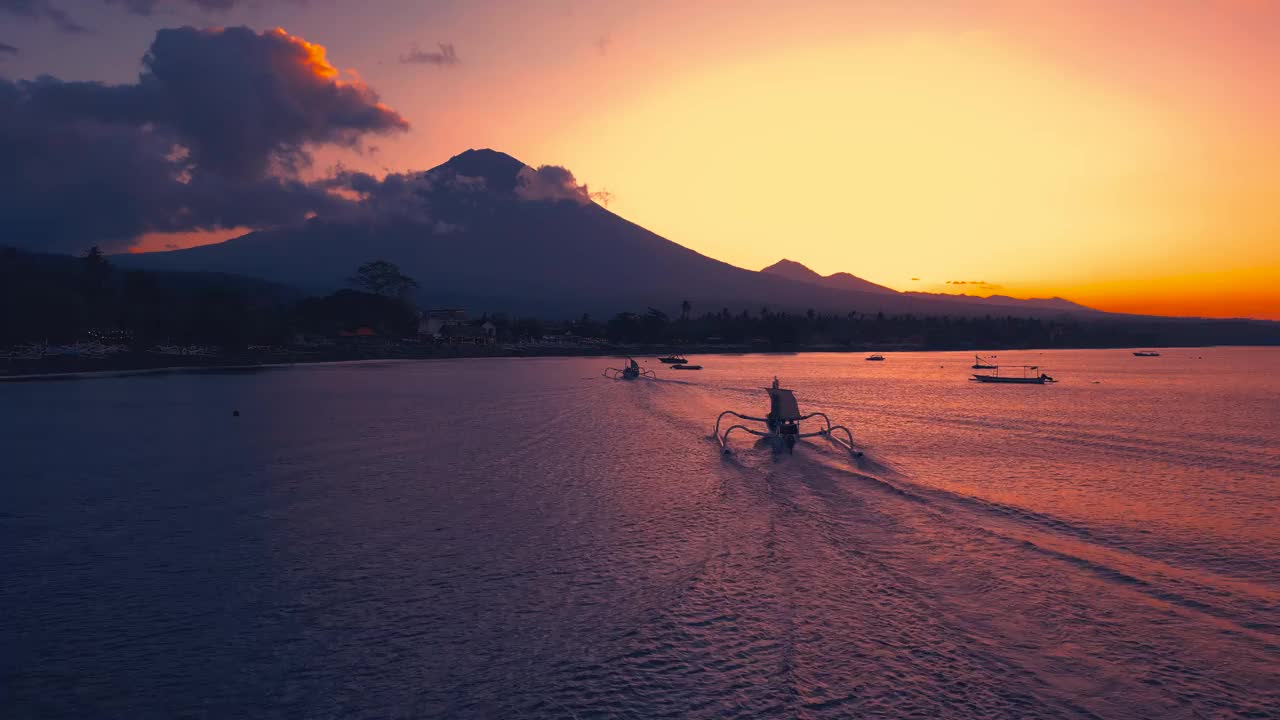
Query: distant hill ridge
761,259,899,296
760,258,1092,312
122,147,1101,318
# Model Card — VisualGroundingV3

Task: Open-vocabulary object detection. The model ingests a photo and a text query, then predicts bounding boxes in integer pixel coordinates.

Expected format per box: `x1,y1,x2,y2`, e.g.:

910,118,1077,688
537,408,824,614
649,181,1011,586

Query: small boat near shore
865,354,885,361
658,354,688,364
972,365,1056,384
1133,351,1161,357
671,364,702,370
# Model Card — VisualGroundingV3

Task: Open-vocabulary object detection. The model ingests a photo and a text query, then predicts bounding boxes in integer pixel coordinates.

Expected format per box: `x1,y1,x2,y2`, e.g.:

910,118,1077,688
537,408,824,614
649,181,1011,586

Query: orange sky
103,1,1280,320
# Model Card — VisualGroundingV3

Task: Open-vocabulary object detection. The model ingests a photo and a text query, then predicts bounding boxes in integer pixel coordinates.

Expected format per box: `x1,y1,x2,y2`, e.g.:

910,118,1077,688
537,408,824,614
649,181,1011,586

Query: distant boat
865,354,885,361
972,354,997,369
603,357,655,380
1133,351,1161,357
671,364,702,370
972,365,1056,385
658,354,688,364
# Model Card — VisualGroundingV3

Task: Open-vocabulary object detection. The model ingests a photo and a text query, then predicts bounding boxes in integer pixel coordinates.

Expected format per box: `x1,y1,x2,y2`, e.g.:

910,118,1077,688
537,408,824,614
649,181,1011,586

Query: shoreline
0,341,1242,382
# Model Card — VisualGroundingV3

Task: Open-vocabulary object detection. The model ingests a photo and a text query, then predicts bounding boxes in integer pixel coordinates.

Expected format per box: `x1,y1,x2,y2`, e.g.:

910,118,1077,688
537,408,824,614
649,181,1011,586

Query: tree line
584,305,1280,349
2,246,1276,351
0,248,423,348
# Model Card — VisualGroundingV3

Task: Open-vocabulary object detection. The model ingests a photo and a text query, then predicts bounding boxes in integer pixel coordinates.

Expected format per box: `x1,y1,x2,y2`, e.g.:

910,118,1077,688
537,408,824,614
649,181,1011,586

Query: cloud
515,165,611,205
0,42,18,57
399,42,459,66
142,26,408,178
102,0,253,14
318,169,437,224
1,0,292,33
0,0,86,33
310,158,611,231
945,280,1004,291
0,26,408,253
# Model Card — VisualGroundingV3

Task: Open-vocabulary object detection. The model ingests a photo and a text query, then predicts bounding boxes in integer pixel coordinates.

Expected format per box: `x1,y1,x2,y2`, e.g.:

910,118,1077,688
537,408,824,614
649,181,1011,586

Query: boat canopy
767,387,802,421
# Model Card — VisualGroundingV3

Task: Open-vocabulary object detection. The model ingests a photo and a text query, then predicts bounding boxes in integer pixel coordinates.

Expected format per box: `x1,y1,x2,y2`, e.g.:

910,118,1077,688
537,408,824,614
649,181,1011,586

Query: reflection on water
2,349,1277,718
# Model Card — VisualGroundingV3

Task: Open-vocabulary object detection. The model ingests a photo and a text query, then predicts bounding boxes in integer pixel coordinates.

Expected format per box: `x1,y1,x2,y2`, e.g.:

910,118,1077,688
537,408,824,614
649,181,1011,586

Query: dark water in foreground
2,348,1278,718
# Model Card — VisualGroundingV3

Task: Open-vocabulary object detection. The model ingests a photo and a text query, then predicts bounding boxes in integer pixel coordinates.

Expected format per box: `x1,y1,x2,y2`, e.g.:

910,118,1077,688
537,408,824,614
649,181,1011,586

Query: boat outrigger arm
603,357,656,380
715,379,859,455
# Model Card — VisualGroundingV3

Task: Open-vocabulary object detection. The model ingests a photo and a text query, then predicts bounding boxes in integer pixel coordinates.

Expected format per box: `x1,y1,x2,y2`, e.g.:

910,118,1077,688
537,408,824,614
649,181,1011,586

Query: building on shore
419,308,470,337
419,309,496,345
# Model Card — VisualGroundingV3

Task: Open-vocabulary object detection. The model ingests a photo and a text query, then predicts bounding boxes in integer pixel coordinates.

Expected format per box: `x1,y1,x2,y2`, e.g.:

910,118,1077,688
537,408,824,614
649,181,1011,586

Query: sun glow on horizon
520,12,1280,321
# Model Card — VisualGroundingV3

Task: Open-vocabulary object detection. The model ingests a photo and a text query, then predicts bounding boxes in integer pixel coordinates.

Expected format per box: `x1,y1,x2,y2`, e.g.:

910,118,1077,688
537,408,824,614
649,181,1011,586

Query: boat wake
595,381,1280,718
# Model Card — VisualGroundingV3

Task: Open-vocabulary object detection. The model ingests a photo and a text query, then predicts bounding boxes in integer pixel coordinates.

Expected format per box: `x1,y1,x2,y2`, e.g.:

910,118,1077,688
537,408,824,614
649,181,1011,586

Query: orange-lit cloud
270,26,339,79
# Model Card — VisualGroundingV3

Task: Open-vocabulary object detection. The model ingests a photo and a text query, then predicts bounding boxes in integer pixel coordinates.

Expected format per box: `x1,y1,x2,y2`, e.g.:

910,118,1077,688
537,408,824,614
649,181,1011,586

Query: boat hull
972,375,1048,384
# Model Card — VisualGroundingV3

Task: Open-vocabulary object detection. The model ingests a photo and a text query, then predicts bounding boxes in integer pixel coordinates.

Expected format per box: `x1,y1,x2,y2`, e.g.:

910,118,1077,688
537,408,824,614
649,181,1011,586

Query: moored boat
972,365,1055,384
671,364,702,370
1133,351,1161,357
865,354,885,361
972,374,1051,384
658,354,688,364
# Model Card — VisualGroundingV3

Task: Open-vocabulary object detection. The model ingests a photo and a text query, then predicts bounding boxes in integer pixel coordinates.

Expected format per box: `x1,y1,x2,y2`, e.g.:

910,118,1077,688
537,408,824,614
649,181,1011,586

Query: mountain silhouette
904,291,1091,312
761,258,1090,312
761,259,898,295
124,149,1100,318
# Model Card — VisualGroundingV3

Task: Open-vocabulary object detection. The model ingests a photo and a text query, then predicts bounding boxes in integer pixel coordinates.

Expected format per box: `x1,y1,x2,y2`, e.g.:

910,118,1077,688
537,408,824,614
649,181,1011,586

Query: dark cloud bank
0,25,409,253
2,25,605,255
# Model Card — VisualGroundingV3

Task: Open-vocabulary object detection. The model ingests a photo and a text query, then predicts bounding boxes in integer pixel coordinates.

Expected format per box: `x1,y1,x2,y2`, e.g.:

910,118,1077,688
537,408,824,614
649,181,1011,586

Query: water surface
3,349,1277,718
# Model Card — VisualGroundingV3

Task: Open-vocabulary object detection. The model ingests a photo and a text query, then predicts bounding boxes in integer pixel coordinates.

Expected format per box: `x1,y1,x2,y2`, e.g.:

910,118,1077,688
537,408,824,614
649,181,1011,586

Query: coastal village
1,306,610,373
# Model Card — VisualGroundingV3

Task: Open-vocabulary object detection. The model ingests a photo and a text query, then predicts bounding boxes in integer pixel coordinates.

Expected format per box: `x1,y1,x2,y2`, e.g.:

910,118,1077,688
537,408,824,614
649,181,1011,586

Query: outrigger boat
658,354,689,364
603,357,656,380
715,378,859,455
972,354,998,369
972,365,1055,384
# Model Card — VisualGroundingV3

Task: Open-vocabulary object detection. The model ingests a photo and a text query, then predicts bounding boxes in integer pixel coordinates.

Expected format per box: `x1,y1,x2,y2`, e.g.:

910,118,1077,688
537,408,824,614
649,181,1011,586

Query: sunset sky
3,0,1277,319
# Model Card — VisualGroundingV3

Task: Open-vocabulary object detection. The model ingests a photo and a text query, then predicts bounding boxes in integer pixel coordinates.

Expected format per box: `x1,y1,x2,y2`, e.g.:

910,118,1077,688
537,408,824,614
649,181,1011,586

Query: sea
2,348,1277,719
